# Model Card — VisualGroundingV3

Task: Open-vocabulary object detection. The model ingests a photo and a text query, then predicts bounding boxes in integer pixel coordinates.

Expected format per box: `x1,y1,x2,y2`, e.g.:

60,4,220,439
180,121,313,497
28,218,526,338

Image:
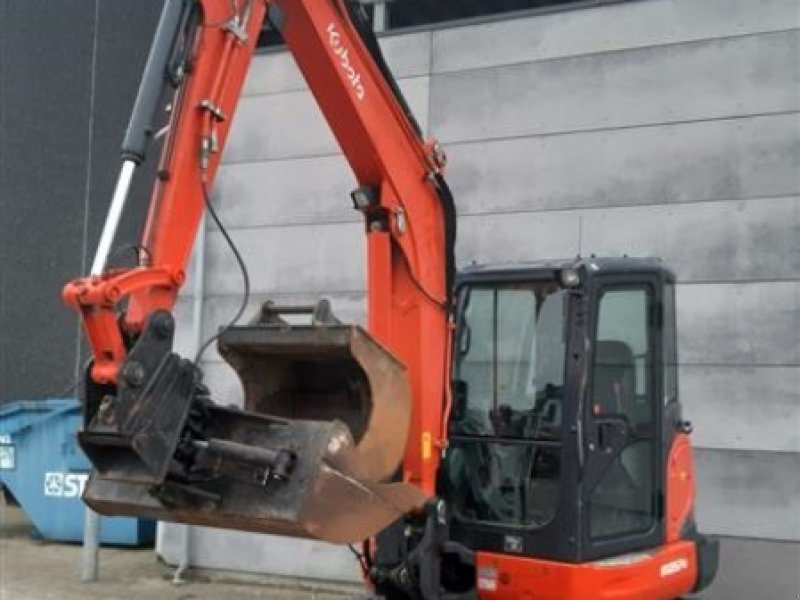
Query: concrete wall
159,0,800,594
0,1,161,402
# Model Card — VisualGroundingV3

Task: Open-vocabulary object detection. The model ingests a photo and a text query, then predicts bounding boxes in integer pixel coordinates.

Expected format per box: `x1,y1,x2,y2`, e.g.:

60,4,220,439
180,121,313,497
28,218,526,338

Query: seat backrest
592,340,635,415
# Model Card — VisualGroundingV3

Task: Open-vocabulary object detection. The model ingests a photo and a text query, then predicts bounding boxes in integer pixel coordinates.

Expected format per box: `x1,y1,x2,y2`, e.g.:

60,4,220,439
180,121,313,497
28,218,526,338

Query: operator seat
592,340,635,416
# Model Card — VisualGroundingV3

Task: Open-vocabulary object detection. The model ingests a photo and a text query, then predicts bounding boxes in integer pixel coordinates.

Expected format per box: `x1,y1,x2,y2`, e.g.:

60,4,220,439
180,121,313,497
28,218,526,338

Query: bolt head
152,313,175,339
122,361,146,387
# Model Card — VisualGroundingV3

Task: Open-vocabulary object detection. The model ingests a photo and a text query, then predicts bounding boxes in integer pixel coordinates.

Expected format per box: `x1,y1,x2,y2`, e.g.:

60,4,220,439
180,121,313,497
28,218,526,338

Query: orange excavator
62,1,718,598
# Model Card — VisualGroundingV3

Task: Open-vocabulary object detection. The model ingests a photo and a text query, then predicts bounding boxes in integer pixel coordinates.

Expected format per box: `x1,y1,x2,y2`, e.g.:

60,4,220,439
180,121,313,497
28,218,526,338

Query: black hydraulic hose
194,182,251,365
341,0,424,140
434,173,458,308
341,1,458,306
121,0,194,164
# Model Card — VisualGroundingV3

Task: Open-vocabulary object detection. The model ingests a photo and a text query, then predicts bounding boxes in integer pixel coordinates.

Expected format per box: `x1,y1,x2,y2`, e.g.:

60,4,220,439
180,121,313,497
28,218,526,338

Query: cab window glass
593,288,652,425
448,282,567,529
663,283,678,404
454,284,567,438
589,287,656,539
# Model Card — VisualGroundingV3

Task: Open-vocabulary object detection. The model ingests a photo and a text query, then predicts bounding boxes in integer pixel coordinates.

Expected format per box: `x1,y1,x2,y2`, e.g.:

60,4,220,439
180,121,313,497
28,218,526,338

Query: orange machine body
475,541,697,600
472,432,700,599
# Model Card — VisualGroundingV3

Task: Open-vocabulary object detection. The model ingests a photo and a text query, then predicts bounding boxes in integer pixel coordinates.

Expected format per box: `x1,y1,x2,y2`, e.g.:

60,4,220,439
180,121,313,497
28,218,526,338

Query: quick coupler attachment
79,303,427,544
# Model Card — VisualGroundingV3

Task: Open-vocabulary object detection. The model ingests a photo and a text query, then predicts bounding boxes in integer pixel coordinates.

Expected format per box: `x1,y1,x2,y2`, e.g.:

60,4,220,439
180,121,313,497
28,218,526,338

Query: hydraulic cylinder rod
90,160,136,276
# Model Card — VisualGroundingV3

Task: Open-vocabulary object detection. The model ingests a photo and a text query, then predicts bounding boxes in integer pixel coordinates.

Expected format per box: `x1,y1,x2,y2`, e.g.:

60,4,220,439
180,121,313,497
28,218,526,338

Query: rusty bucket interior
82,301,426,544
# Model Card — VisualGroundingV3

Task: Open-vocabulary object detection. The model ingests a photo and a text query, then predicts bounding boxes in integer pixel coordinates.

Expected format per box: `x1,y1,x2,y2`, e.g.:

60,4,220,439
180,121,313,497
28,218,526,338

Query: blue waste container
0,398,155,545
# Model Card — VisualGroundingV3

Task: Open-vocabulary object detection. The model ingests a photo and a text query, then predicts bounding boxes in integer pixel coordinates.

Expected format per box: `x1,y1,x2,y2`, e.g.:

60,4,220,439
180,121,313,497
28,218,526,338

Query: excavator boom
63,0,455,544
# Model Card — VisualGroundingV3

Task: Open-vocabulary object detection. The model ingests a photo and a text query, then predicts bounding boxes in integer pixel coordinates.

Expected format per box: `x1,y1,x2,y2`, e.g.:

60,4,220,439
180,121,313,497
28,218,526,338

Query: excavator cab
408,257,719,599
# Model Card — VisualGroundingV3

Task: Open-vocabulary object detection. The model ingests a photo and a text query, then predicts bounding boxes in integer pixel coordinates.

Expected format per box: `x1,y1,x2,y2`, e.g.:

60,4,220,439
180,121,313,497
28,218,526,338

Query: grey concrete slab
698,536,800,600
244,31,432,96
178,246,200,302
155,532,800,600
694,448,800,540
681,365,800,453
212,155,359,229
444,113,800,214
196,360,244,406
203,221,366,295
158,522,361,584
224,76,430,163
677,282,800,367
431,31,800,143
171,295,195,359
456,210,581,265
579,197,800,283
432,0,800,73
0,1,163,401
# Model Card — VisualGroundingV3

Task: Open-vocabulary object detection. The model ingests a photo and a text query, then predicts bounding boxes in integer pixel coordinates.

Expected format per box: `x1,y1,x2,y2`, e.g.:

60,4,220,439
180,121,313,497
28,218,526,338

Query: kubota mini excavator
62,1,718,598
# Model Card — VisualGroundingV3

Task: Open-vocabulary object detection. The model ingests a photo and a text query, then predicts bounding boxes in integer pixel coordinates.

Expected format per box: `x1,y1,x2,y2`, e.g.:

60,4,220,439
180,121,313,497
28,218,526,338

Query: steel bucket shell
82,324,426,543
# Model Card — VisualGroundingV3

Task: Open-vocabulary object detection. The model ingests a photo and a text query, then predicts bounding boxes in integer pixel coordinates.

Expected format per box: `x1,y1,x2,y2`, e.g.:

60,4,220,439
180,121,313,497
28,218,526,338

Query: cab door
580,278,664,560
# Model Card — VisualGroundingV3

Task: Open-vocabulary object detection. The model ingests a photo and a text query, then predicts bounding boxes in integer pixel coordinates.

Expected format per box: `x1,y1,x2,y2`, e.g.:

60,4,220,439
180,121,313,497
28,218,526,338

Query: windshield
451,282,568,440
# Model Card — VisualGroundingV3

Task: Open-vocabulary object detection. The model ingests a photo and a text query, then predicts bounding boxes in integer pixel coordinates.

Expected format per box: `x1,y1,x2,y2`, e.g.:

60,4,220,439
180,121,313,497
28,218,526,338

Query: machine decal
0,435,14,470
421,431,432,460
477,566,498,592
43,472,89,499
660,557,689,578
327,22,365,101
504,534,523,554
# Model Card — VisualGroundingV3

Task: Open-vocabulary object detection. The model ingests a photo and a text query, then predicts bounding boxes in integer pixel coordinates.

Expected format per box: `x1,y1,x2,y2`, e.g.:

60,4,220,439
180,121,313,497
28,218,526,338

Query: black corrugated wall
0,1,162,402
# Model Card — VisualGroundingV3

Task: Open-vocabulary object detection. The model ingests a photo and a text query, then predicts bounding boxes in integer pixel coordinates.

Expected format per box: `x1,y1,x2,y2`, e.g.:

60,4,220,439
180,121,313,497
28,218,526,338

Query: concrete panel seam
200,290,366,299
431,27,800,78
454,194,800,219
221,109,800,166
680,360,800,368
436,109,800,146
191,281,800,301
240,73,427,99
204,194,800,233
205,215,360,231
695,446,800,458
694,445,800,455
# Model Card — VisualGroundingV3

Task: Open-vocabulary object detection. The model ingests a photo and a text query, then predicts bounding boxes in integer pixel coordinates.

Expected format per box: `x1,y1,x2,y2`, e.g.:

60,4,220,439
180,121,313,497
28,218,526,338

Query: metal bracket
224,18,249,43
199,99,226,121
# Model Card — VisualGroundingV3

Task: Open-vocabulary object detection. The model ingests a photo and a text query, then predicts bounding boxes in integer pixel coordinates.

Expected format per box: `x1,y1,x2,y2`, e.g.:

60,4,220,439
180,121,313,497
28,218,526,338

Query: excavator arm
63,0,456,544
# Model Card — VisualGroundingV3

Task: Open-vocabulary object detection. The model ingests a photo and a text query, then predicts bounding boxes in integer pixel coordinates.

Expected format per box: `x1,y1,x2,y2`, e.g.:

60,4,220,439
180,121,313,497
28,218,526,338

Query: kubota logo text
327,23,365,101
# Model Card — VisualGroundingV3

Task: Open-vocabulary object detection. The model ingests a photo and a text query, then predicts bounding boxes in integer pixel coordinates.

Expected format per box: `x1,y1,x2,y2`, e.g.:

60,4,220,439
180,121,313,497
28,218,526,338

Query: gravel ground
0,499,362,600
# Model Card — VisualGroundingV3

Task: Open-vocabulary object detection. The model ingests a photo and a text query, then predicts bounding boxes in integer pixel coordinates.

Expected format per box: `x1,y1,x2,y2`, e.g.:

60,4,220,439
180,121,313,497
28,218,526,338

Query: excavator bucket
80,301,425,544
